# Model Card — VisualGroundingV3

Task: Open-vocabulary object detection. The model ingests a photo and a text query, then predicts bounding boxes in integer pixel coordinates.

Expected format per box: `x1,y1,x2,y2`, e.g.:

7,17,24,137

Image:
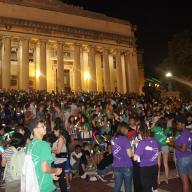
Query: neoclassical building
0,0,144,93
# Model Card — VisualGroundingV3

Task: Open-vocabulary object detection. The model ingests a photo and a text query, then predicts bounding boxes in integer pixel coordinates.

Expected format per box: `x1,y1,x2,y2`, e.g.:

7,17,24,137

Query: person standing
151,117,170,184
134,129,160,192
26,119,62,192
111,123,133,192
169,115,192,192
52,127,68,191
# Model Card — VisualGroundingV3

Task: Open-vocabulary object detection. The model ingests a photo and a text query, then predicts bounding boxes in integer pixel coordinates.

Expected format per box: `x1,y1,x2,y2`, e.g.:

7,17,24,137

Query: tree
159,31,192,96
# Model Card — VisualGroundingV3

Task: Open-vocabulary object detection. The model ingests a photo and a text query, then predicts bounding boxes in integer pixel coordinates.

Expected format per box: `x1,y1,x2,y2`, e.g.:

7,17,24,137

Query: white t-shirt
52,138,67,165
70,151,82,166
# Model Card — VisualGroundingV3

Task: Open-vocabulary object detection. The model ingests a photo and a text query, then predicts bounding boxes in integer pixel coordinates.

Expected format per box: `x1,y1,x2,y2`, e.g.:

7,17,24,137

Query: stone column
2,37,11,90
88,45,97,91
95,53,103,92
73,43,81,92
0,39,2,89
57,42,64,91
19,38,29,90
109,55,115,92
103,49,111,92
125,52,136,93
39,40,47,90
132,51,139,93
116,49,123,93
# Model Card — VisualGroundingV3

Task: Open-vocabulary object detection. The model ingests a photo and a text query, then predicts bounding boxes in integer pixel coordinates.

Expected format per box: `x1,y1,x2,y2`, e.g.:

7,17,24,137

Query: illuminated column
46,44,55,92
121,54,127,93
95,53,103,92
73,43,81,91
0,39,2,89
57,42,64,91
132,51,139,93
125,51,135,93
2,36,11,89
103,49,111,92
109,55,115,92
39,40,47,90
35,42,40,90
88,45,97,91
116,49,123,93
19,38,29,90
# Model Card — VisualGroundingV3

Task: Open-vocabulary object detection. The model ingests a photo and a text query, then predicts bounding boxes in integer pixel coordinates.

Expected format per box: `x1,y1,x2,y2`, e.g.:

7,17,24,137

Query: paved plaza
0,169,183,192
64,168,183,192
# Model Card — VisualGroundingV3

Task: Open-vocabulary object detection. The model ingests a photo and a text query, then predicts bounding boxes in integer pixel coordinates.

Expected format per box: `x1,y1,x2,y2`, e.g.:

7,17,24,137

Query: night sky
62,0,192,78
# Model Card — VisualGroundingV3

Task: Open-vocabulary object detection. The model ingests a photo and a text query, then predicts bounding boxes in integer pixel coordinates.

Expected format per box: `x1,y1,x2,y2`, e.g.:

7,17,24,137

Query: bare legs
158,151,169,184
180,175,190,192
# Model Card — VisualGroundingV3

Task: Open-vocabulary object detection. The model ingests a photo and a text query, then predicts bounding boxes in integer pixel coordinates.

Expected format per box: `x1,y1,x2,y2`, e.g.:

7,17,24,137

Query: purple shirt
111,136,133,168
175,130,192,159
135,138,160,167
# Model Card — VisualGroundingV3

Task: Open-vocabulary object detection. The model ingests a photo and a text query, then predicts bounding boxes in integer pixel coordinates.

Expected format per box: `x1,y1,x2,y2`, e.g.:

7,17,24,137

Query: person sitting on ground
70,145,82,172
92,144,103,166
97,143,113,178
79,150,102,181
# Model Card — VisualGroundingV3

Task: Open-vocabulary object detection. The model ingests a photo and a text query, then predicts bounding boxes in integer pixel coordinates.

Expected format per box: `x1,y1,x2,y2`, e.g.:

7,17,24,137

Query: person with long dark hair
52,127,68,191
151,117,170,184
134,129,160,192
111,122,133,192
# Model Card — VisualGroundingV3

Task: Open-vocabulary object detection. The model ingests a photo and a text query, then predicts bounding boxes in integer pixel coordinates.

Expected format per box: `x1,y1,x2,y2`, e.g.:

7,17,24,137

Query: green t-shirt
151,126,167,146
26,138,56,192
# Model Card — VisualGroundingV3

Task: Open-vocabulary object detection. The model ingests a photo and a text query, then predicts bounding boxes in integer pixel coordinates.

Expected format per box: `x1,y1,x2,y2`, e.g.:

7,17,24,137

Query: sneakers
80,173,87,179
89,176,98,182
67,183,71,190
96,175,107,182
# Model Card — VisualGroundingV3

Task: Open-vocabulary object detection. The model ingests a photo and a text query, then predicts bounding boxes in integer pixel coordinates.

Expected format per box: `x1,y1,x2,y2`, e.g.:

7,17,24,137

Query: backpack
20,142,40,192
9,147,25,181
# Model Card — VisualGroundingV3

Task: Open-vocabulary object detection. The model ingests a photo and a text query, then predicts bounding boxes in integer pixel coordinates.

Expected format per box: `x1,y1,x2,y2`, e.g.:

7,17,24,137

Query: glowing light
155,83,160,87
36,70,40,78
165,72,172,77
84,71,90,81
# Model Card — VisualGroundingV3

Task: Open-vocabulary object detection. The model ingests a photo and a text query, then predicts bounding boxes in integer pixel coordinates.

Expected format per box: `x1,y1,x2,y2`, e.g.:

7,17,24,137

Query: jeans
113,167,133,192
54,163,67,192
176,155,192,176
97,164,113,176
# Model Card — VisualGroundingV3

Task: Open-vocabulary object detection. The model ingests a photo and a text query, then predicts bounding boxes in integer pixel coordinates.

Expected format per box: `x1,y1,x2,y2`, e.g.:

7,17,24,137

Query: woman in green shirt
151,117,170,184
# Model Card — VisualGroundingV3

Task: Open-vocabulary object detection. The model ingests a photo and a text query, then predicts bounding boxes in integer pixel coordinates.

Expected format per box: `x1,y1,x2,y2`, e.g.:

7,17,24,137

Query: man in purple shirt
134,129,160,192
169,115,192,192
111,123,133,192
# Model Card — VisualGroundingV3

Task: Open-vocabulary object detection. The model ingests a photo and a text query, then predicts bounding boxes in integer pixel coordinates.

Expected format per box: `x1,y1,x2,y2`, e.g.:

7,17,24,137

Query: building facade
0,0,141,93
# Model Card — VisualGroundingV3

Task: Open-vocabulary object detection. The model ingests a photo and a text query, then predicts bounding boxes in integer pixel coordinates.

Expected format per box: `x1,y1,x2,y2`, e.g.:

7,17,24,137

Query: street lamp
165,72,172,78
165,72,173,91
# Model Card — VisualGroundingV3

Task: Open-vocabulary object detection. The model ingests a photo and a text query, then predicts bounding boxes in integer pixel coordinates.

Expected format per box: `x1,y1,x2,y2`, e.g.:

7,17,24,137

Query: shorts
161,146,169,153
64,159,70,173
176,155,192,176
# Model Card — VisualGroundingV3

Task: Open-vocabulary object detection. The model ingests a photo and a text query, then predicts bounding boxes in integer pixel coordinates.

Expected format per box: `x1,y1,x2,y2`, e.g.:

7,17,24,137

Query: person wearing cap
168,115,192,192
26,119,63,192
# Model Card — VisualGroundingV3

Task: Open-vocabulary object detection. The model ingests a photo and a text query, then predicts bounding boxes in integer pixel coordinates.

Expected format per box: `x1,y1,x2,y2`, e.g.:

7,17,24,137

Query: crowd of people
0,90,192,192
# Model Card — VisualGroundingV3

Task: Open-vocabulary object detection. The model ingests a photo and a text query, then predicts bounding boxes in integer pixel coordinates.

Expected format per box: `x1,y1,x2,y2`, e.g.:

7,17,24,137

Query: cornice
0,0,131,26
0,17,135,46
